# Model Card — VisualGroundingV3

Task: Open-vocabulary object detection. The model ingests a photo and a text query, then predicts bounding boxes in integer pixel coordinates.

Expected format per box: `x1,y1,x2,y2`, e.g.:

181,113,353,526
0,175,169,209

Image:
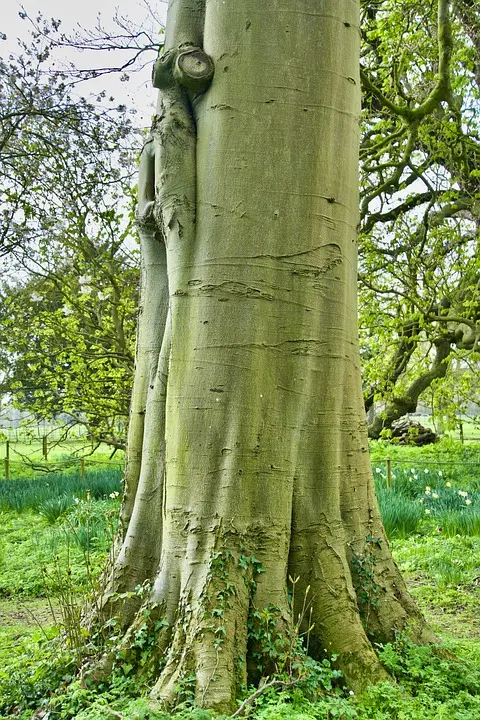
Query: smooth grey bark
98,1,435,712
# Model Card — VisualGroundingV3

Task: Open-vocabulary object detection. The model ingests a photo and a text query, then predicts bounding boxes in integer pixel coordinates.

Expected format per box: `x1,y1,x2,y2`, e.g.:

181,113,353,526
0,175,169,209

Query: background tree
0,17,141,445
0,238,137,448
358,0,480,439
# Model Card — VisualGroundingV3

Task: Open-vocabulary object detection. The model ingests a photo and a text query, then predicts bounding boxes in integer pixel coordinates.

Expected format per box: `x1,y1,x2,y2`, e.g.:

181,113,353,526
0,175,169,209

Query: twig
17,599,52,642
231,677,301,718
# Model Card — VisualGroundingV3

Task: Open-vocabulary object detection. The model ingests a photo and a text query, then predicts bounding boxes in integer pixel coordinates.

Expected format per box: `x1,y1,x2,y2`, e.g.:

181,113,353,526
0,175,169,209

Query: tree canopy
359,0,480,438
0,17,140,445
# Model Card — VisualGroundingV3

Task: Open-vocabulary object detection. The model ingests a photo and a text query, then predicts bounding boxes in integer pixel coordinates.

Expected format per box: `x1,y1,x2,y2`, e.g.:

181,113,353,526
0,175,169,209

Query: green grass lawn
0,438,124,479
1,444,480,719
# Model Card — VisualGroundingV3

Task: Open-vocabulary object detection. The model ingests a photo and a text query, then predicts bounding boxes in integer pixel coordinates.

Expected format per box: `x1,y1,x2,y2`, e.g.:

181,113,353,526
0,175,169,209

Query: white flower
432,493,439,499
425,486,431,495
375,467,382,473
424,469,429,474
79,275,92,284
458,490,468,498
438,470,443,476
465,499,472,505
80,285,92,294
349,690,355,696
446,481,451,487
63,306,73,316
31,292,42,302
109,491,120,499
411,468,416,474
74,497,79,504
425,509,431,515
98,291,109,301
419,498,424,503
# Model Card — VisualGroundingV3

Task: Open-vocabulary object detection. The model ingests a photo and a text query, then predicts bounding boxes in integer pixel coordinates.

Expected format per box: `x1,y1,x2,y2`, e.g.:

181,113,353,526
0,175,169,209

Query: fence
3,442,480,483
1,435,124,480
2,455,124,480
0,425,90,443
375,456,480,488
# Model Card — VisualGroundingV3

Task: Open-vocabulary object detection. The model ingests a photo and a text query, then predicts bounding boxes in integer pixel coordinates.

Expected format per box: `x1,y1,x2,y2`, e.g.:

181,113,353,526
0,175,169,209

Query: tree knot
153,46,214,96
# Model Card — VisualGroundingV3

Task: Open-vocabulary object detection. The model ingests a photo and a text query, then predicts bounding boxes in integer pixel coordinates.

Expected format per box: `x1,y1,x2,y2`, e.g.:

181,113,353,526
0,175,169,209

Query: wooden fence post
4,457,9,480
386,457,392,488
42,435,48,460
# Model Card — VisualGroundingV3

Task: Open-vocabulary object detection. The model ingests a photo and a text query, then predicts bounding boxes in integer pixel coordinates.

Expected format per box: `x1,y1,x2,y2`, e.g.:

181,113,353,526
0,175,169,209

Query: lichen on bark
94,0,436,713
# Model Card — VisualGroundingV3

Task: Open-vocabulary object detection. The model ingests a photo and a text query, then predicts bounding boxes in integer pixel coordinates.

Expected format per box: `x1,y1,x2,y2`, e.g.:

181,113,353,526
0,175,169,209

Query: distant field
0,439,124,480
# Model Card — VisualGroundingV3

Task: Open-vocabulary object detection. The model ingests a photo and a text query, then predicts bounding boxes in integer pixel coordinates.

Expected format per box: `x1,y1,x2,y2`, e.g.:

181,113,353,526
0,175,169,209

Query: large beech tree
99,0,435,712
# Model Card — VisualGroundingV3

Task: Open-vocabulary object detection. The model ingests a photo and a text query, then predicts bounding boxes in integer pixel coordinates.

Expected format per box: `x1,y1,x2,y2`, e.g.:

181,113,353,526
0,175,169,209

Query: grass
375,485,423,538
0,438,125,480
372,442,480,540
0,466,123,512
0,500,117,597
1,444,480,719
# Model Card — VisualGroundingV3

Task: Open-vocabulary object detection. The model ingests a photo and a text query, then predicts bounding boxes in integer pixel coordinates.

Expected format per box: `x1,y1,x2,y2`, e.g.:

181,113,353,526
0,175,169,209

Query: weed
350,536,382,632
0,632,77,718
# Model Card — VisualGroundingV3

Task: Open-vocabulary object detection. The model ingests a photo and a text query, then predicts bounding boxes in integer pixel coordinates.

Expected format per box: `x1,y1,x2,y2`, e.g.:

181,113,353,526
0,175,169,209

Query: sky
2,0,167,122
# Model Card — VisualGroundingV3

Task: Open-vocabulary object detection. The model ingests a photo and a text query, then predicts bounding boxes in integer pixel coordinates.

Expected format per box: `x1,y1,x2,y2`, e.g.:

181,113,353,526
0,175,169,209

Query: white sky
2,0,167,123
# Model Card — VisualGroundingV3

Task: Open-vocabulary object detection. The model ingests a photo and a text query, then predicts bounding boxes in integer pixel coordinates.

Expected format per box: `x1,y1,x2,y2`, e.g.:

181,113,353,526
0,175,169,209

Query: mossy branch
361,0,453,122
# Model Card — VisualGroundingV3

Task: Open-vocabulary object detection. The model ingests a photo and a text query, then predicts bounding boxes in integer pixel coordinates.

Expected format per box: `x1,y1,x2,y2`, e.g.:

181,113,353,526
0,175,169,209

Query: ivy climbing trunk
102,0,435,713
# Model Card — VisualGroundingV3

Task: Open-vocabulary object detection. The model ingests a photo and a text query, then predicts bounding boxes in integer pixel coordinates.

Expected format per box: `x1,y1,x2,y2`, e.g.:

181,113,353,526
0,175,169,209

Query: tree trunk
100,0,435,713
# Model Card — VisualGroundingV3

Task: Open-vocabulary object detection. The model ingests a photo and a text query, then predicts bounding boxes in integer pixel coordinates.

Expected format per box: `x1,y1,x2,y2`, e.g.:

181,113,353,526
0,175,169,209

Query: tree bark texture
102,0,435,712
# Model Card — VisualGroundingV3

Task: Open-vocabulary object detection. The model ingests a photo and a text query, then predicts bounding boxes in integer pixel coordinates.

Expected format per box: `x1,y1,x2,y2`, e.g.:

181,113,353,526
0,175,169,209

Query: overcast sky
2,0,167,122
